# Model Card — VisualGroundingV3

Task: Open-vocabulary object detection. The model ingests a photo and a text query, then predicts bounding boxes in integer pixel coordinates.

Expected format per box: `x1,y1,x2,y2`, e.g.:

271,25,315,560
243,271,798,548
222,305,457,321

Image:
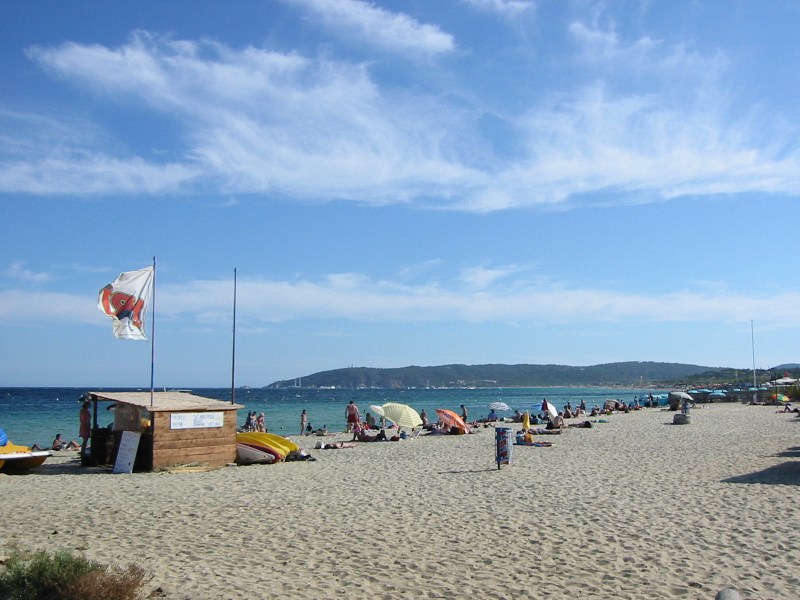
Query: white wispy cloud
3,271,800,328
463,0,536,19
6,261,52,284
459,264,524,289
284,0,455,55
2,17,798,209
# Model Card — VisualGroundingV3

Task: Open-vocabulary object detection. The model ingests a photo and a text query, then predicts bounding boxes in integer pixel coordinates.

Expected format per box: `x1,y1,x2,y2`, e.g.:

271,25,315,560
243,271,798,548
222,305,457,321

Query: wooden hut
85,391,243,471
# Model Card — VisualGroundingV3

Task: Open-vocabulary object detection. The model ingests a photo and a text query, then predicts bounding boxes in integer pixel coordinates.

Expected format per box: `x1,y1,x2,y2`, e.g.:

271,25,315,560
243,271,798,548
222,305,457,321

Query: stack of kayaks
236,432,299,465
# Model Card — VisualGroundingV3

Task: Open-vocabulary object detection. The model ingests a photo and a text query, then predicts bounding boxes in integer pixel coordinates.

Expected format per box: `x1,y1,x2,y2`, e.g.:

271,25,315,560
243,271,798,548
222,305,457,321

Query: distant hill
268,361,729,389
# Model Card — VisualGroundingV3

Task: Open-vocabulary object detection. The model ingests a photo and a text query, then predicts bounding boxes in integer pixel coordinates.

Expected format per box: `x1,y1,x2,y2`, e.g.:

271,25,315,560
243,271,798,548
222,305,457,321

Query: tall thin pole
751,319,757,403
150,256,156,407
231,268,237,404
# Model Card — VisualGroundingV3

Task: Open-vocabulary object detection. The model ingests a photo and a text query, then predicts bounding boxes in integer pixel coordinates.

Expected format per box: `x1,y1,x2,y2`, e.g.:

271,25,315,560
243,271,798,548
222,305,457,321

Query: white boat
0,445,51,472
235,443,278,465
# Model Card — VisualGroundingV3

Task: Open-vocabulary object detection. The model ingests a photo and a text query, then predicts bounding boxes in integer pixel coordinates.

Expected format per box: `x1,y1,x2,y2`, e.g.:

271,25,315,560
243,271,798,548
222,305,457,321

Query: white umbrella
370,404,385,417
488,401,511,411
381,403,423,429
670,392,693,401
544,400,558,420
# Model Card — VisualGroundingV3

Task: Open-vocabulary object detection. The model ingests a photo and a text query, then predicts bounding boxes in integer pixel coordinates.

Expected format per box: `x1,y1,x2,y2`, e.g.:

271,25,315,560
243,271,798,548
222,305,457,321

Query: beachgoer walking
300,409,307,435
256,412,266,432
79,400,91,455
345,401,360,432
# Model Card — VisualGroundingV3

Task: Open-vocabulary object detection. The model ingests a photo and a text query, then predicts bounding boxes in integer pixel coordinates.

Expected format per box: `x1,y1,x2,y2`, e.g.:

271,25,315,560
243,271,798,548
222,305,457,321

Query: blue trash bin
495,427,512,469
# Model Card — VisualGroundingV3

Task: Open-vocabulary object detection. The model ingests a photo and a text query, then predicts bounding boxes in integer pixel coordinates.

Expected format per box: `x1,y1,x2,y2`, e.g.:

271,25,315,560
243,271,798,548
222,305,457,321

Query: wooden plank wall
151,411,238,469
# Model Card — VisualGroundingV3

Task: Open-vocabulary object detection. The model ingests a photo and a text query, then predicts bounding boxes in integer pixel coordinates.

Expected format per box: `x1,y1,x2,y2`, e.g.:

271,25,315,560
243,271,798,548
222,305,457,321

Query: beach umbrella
670,392,693,401
543,400,558,420
488,401,511,411
370,405,385,417
380,403,423,428
436,409,468,433
772,394,791,403
708,391,727,398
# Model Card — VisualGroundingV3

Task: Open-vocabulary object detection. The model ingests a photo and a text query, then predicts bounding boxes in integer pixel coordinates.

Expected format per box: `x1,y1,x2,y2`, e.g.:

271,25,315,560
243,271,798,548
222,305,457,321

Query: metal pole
150,256,156,407
231,268,237,404
751,320,756,403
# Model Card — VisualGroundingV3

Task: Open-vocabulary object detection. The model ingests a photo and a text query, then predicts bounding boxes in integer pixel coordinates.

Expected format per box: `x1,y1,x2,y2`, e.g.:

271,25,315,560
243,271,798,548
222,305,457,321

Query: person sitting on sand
546,413,565,430
365,412,376,429
487,409,498,422
51,433,80,451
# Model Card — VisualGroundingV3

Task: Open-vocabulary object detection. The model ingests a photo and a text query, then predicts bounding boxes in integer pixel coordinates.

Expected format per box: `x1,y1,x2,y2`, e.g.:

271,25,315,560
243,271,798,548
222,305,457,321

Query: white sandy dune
3,403,799,599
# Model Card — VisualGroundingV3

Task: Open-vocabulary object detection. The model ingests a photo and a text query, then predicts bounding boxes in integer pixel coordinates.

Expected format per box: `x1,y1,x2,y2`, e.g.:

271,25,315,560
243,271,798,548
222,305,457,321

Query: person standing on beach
79,400,91,456
460,404,468,422
300,409,308,435
345,401,360,432
256,412,266,432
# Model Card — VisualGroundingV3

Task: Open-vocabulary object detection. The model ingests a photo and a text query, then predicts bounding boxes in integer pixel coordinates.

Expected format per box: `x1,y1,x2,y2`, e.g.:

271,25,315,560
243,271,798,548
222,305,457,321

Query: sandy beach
2,403,799,599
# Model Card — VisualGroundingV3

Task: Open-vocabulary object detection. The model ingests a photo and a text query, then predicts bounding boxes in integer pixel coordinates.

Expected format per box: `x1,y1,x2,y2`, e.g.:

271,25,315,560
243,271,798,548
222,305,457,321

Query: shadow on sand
722,459,800,486
3,456,110,476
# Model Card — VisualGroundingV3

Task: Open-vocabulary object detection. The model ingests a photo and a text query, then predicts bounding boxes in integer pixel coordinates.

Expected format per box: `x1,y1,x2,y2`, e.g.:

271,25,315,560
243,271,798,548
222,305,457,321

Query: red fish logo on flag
97,267,154,340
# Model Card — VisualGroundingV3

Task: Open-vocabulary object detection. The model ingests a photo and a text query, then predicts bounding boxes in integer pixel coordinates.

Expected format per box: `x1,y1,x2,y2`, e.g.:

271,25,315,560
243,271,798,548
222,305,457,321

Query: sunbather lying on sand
356,429,388,442
51,434,80,451
316,441,356,449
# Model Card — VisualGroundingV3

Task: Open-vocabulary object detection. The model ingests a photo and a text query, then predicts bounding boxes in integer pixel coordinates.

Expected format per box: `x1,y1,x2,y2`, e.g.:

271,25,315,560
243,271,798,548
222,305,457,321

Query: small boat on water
0,429,51,472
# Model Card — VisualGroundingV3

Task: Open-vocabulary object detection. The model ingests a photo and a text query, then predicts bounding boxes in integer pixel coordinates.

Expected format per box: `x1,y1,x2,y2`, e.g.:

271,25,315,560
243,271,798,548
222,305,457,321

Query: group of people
242,411,267,432
34,399,92,453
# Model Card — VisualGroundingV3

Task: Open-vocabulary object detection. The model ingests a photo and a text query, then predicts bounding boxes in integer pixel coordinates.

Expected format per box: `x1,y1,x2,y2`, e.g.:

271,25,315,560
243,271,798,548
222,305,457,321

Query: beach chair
409,428,424,440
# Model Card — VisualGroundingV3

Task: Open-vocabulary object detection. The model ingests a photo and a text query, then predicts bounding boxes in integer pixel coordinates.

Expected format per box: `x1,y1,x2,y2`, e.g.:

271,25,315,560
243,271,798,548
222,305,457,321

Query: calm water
0,386,667,448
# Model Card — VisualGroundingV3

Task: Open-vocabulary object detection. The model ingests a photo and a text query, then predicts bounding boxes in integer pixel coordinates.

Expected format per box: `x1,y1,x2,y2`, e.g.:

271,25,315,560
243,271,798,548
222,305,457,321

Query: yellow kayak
236,432,298,457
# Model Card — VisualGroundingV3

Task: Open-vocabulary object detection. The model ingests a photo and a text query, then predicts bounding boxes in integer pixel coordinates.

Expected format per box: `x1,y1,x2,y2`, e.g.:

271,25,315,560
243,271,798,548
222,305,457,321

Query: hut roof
88,391,244,412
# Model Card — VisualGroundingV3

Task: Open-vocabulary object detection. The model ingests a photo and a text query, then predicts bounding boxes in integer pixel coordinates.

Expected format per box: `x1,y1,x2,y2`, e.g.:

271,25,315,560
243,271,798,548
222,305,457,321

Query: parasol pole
150,256,156,407
751,319,757,403
231,268,237,404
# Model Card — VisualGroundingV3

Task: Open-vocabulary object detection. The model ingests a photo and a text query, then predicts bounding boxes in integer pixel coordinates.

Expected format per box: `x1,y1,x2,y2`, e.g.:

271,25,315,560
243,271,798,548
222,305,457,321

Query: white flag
97,267,154,340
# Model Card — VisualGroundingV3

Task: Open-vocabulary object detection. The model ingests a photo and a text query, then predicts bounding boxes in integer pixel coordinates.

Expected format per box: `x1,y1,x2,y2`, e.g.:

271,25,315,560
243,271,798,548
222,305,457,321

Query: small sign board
113,431,141,474
170,411,224,430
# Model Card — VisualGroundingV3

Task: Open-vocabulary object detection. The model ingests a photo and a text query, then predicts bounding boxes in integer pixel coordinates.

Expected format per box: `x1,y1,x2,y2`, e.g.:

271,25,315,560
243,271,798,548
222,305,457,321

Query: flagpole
231,267,237,405
150,256,156,407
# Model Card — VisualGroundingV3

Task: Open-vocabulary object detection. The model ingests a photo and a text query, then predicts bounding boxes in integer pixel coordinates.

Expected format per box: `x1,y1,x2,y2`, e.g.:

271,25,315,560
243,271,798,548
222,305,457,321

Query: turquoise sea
1,386,667,448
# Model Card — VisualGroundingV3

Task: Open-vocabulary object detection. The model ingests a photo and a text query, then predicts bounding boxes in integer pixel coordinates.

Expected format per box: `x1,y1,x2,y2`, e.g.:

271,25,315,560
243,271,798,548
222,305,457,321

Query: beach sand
2,403,799,599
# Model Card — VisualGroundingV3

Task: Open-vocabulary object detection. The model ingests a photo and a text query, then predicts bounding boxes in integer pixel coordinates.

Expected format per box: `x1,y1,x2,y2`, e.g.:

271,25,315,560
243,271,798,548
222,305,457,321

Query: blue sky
2,0,799,387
